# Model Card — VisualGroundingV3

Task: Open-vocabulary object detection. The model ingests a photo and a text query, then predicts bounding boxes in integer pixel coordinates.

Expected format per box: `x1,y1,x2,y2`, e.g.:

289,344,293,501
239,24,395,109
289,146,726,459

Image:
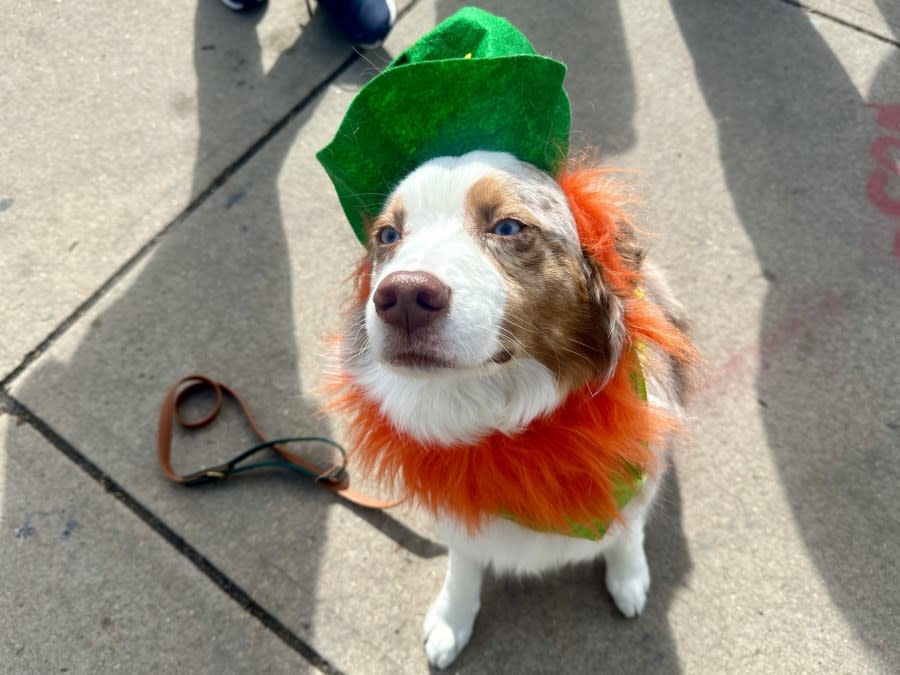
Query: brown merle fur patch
465,174,635,390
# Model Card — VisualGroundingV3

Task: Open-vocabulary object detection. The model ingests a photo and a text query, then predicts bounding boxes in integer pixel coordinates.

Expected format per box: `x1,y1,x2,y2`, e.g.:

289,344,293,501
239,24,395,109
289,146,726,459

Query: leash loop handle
173,375,224,430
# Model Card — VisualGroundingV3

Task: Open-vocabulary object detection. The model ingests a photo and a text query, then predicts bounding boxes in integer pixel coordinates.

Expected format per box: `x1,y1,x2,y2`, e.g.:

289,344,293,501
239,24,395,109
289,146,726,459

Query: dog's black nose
373,271,451,333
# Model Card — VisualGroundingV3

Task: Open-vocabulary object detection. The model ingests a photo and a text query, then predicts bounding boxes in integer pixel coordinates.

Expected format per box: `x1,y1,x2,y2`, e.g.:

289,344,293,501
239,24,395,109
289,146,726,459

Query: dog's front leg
604,517,651,618
423,547,483,668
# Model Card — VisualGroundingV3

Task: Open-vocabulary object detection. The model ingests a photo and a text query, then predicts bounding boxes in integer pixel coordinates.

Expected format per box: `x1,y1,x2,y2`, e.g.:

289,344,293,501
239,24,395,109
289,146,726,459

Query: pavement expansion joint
780,0,900,48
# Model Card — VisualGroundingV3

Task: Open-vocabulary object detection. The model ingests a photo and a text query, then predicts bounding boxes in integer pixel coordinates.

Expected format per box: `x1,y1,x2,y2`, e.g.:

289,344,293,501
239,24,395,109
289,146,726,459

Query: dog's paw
423,604,474,669
605,558,650,618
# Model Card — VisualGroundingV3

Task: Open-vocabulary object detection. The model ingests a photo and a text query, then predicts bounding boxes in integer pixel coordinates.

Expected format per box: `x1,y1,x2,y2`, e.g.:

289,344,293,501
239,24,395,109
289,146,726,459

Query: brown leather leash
157,374,399,509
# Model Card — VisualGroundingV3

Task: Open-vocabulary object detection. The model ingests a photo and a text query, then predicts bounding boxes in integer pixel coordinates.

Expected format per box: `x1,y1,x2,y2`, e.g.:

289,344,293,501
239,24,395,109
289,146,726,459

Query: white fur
350,152,676,668
351,356,563,445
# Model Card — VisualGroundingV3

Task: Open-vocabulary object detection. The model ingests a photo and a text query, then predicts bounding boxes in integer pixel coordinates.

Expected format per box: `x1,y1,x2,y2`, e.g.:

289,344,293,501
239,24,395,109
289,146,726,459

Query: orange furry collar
328,350,672,539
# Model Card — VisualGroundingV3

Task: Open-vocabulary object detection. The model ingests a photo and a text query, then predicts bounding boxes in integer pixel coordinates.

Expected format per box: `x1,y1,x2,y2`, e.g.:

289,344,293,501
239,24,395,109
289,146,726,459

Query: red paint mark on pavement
865,104,900,260
867,171,900,217
866,103,900,132
692,292,846,401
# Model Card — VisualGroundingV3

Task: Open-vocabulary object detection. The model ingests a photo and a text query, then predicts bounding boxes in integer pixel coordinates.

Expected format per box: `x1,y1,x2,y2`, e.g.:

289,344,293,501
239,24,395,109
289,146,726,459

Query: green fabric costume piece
316,7,571,242
563,464,646,541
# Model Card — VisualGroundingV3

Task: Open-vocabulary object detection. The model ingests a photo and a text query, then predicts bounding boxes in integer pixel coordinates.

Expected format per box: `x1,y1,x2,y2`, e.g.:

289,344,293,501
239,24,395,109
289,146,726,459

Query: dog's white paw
423,603,475,669
605,559,650,618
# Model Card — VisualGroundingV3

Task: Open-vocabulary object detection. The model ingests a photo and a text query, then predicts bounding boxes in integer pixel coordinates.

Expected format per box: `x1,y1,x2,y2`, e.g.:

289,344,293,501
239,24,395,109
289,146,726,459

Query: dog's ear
579,225,645,387
558,166,643,293
560,166,700,381
580,257,624,387
560,167,645,385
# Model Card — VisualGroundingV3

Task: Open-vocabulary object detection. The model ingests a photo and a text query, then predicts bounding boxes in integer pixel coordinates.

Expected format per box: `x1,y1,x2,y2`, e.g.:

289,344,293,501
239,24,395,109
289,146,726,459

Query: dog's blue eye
491,219,524,236
378,226,402,244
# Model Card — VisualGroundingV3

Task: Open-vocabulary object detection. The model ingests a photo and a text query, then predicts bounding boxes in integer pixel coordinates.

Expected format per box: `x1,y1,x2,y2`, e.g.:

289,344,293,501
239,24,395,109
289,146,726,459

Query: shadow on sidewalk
672,0,899,668
3,0,344,665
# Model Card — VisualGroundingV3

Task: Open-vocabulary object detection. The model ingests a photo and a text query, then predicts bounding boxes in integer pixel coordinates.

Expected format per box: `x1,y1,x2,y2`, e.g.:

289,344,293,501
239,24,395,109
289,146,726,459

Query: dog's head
355,151,635,388
332,150,694,444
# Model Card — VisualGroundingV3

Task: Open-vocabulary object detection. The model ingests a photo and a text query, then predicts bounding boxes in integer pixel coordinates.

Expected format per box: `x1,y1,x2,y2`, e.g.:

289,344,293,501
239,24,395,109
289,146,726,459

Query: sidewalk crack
778,0,900,48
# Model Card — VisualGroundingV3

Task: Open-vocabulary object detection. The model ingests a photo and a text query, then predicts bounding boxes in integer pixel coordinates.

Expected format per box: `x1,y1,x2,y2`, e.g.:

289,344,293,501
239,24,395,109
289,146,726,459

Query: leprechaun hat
316,7,571,243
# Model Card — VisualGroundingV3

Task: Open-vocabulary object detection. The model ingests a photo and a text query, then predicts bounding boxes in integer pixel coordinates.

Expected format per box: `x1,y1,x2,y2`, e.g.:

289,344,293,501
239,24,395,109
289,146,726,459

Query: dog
326,150,696,668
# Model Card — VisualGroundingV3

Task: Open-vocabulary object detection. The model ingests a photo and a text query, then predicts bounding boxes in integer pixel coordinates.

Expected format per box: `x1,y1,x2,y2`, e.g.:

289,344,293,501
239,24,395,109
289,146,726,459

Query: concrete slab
7,0,899,674
0,414,314,673
0,0,356,380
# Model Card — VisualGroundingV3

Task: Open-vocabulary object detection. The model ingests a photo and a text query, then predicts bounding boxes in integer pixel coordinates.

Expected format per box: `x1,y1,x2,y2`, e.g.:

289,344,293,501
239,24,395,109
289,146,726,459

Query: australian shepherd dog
326,150,697,668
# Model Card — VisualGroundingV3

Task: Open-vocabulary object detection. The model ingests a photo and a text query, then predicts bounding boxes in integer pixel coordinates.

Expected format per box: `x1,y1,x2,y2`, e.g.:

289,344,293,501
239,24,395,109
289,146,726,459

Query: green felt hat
316,7,571,243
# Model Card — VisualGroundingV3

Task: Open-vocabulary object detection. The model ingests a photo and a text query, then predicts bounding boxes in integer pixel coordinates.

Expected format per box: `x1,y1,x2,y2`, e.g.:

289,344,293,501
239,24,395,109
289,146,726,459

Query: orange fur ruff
327,168,697,536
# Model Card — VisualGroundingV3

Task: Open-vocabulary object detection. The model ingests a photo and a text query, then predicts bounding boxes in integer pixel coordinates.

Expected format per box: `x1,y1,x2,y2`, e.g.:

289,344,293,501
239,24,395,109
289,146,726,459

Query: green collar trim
563,464,647,540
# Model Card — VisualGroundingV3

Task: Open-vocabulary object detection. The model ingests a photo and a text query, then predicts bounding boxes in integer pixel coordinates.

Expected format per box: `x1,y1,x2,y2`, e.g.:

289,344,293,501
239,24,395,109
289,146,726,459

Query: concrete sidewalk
2,1,898,673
